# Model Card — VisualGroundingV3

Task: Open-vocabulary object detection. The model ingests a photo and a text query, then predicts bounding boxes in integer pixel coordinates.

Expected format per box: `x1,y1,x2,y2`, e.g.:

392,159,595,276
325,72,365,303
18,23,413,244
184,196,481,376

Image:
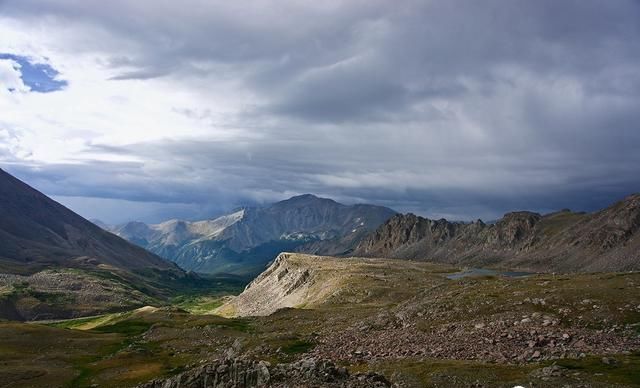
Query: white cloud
0,58,29,92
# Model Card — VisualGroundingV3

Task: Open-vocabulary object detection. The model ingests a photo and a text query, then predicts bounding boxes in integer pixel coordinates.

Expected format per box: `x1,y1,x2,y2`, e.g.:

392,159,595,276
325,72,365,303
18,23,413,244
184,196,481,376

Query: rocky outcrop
139,358,271,388
138,357,390,388
354,194,640,272
216,253,330,317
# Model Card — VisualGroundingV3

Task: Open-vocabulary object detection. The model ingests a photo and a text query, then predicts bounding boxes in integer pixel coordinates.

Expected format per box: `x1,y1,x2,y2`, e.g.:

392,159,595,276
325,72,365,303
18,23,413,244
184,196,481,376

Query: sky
1,0,639,224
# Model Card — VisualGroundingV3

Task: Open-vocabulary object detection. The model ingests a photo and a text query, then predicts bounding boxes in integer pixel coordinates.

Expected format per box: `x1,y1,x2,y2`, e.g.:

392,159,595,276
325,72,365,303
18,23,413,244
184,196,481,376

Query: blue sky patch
0,53,68,93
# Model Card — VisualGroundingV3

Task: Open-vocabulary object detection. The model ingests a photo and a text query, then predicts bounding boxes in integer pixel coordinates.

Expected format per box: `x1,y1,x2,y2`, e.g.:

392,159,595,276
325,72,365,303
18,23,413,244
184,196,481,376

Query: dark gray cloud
1,0,640,223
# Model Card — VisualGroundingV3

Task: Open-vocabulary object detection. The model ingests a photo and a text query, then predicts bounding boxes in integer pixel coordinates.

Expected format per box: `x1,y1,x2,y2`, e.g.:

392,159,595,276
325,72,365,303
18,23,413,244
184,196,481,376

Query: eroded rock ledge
138,357,390,388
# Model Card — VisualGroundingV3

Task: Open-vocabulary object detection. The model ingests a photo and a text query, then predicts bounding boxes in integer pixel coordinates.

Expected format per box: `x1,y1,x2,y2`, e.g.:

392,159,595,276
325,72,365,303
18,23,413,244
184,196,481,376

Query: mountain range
354,193,640,272
111,194,397,276
2,164,639,322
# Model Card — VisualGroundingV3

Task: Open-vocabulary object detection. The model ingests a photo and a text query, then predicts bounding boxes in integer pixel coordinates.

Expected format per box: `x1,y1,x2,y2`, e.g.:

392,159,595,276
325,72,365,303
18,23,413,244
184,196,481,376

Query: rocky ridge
354,193,640,272
216,253,347,317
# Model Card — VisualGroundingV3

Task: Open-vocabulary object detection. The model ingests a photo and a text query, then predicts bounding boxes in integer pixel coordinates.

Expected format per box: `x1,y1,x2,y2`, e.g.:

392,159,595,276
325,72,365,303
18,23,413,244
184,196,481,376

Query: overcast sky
1,1,639,224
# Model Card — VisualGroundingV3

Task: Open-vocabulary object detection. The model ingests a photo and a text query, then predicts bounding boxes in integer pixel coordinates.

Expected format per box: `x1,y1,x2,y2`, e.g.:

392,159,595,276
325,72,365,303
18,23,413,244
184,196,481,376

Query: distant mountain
89,218,110,230
113,194,396,275
0,168,194,320
354,194,640,272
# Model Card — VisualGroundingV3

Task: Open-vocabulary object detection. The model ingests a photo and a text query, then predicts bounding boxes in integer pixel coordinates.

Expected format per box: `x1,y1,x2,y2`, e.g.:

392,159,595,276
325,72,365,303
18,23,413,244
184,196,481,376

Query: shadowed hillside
0,169,211,320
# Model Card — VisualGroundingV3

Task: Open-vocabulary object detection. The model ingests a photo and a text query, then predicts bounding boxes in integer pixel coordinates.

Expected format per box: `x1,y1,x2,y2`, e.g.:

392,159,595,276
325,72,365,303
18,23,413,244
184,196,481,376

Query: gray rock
531,364,567,378
138,357,391,388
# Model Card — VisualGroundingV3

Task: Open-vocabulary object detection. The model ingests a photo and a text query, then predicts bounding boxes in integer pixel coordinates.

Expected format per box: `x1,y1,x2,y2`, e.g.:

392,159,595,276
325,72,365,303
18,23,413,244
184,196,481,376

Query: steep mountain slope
354,193,640,272
113,194,396,275
0,168,180,274
0,168,191,320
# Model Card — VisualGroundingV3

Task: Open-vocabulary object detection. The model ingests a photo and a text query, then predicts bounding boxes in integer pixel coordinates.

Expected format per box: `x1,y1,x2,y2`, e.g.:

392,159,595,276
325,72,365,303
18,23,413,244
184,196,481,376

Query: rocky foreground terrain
213,253,640,386
355,193,640,273
219,254,640,366
1,252,639,387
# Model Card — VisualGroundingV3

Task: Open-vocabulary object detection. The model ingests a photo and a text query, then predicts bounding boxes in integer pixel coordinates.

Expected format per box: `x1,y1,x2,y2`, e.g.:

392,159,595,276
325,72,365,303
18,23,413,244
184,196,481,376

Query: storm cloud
1,0,639,223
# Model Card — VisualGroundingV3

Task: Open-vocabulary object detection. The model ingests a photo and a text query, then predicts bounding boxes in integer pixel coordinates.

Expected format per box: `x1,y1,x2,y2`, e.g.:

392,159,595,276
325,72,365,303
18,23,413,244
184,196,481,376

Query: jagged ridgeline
354,194,640,273
111,194,397,276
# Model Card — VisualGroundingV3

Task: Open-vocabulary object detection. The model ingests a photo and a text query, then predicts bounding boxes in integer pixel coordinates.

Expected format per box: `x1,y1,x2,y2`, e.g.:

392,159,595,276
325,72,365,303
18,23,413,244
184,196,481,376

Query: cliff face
354,194,640,272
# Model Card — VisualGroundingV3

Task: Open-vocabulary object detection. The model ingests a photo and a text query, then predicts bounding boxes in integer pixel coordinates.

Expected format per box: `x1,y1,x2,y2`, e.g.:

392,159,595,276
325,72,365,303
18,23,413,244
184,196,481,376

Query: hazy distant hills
0,168,199,320
354,193,640,272
112,194,397,275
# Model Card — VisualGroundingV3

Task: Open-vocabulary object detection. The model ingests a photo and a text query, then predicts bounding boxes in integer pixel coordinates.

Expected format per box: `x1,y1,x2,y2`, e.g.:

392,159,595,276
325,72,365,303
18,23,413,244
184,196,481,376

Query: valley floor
1,256,639,387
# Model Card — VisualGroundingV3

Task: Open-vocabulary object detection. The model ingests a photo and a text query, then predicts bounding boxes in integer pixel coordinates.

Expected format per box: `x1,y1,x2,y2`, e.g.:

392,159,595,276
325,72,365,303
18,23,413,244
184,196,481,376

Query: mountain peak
288,193,321,201
112,193,396,275
275,194,337,207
